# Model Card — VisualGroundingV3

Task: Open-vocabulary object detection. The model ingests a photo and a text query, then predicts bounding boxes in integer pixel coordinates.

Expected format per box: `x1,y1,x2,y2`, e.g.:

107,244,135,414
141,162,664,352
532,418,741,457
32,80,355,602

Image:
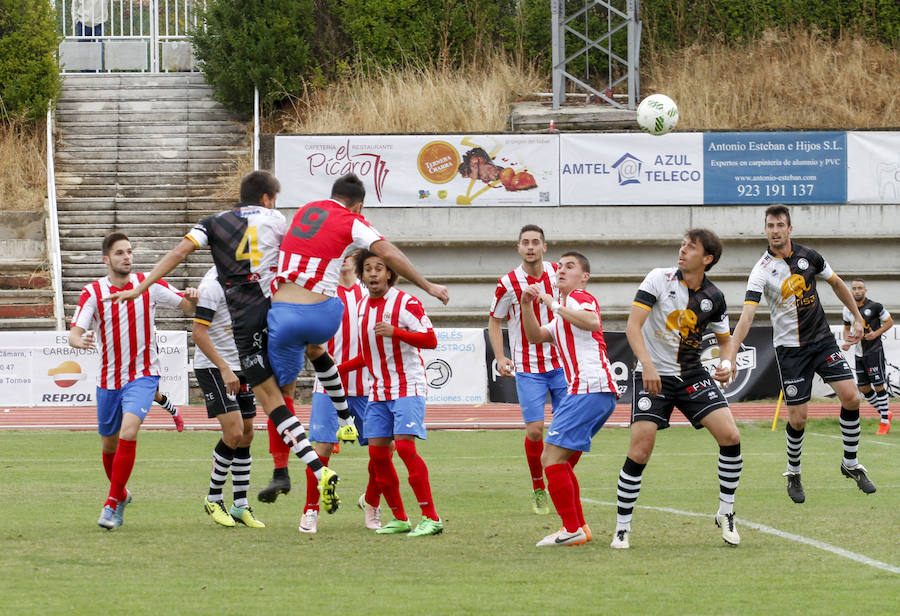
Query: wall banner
0,331,189,407
274,134,560,208
703,131,847,204
847,131,900,204
420,328,488,404
559,132,704,205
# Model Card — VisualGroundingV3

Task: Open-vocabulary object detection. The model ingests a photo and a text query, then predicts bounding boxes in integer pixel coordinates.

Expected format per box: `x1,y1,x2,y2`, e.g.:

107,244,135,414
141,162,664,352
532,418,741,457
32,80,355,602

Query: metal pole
45,104,65,330
551,0,564,109
253,87,260,170
628,0,640,108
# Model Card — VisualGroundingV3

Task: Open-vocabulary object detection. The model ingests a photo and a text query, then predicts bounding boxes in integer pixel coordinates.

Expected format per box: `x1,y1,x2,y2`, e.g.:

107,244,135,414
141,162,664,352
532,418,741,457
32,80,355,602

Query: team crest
700,298,713,312
797,258,809,270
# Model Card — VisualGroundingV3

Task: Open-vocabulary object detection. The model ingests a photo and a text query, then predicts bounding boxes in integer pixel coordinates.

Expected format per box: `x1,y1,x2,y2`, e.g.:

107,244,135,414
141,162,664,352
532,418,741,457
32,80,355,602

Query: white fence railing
55,0,204,73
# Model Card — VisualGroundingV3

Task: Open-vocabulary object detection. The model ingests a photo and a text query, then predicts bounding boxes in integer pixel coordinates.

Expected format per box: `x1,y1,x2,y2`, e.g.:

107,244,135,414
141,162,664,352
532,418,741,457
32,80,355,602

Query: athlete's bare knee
525,424,544,441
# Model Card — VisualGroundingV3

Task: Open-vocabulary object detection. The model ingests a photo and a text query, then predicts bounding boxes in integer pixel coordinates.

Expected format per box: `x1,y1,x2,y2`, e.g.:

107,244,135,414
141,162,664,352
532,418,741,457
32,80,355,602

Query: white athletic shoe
358,493,382,530
610,528,630,549
715,513,740,546
298,508,318,534
536,527,588,547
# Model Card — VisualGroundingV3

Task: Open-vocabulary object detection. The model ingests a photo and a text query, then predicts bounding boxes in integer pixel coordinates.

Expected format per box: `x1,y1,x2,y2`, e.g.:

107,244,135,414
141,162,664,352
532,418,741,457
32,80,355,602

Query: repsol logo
42,393,93,403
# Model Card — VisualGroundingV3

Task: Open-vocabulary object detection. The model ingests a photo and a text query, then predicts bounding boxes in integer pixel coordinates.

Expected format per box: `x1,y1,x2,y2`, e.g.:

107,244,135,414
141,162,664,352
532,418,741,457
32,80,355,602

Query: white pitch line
583,498,900,575
807,431,899,447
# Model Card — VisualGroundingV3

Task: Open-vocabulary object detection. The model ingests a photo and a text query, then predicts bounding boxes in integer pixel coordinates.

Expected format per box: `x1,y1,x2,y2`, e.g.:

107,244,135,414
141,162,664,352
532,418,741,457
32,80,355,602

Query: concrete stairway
54,73,249,331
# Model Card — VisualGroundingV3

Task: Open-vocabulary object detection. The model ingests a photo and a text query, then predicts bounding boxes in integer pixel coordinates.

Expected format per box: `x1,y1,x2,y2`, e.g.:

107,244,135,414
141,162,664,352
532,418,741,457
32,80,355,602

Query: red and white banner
274,134,559,208
0,331,188,407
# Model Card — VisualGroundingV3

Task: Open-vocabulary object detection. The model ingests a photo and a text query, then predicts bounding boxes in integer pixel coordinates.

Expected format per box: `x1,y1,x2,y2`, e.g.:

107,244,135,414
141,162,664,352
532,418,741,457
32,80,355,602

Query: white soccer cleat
536,527,588,547
298,508,319,534
715,513,740,546
610,528,630,549
358,493,382,530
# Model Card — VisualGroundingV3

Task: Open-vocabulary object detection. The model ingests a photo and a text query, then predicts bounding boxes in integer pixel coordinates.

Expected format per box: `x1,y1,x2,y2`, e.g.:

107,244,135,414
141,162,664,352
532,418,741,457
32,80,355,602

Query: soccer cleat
408,516,444,537
298,508,318,534
172,411,184,432
230,505,265,528
715,513,741,546
876,411,891,435
375,519,412,534
336,422,359,445
332,441,341,455
114,493,131,527
318,467,341,514
840,462,876,494
532,488,550,515
783,471,805,503
97,504,120,530
204,498,236,527
358,493,382,530
536,527,587,547
582,523,593,542
610,529,630,549
257,472,291,503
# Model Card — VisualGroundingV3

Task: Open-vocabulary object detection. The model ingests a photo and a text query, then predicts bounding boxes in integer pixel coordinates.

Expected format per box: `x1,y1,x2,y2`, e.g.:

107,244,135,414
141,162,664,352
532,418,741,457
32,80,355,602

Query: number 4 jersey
185,204,287,323
274,199,384,297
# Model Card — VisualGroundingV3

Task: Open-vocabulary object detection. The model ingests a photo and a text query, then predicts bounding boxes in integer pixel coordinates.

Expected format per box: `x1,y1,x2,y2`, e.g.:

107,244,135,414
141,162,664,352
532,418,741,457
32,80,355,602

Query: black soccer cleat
782,471,805,503
257,473,291,503
840,463,876,494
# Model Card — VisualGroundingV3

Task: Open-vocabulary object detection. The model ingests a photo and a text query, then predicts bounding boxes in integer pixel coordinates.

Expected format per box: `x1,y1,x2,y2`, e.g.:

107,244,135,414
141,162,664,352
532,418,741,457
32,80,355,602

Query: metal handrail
45,104,65,331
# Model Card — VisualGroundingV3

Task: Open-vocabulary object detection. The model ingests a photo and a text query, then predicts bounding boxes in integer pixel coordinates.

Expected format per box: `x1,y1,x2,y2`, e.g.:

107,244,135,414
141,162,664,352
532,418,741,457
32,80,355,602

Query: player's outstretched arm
828,274,863,342
544,294,599,332
728,302,758,365
487,316,514,377
625,304,661,396
370,239,449,305
108,238,196,303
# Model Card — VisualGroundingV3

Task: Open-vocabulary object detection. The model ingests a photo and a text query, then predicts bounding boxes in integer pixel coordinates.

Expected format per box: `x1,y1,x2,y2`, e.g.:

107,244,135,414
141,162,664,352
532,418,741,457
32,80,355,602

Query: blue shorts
309,393,369,445
365,397,427,440
267,298,345,387
545,392,617,452
515,369,568,424
95,375,160,437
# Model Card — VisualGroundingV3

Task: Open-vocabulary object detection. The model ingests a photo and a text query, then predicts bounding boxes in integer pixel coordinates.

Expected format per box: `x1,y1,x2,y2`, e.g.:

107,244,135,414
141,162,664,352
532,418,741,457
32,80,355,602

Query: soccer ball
636,94,679,136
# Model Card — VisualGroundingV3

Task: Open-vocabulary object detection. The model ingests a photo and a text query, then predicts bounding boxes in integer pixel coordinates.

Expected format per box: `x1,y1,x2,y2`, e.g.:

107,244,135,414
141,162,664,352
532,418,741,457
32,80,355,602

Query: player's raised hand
521,284,541,302
107,288,141,303
427,282,450,305
183,287,200,302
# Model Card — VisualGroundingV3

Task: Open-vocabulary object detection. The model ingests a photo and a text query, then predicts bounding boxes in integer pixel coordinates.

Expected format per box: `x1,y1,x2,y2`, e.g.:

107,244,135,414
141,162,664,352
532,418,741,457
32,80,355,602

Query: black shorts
632,369,729,430
775,336,853,405
195,367,257,419
854,352,887,388
230,298,274,388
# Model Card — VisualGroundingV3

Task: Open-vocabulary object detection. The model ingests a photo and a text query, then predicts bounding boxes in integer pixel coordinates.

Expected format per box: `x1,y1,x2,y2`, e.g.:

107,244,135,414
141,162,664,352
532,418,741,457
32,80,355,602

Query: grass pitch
1,420,897,615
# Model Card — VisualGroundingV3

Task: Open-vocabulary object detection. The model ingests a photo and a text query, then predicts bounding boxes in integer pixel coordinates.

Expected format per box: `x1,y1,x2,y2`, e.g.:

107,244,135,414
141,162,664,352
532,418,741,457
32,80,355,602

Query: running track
0,403,884,431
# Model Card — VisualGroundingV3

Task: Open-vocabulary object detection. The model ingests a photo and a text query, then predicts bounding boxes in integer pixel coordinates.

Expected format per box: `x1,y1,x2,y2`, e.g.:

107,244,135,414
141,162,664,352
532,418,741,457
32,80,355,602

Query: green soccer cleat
532,488,550,515
375,519,412,534
204,498,236,527
230,505,265,528
336,422,359,445
318,467,341,514
408,516,444,537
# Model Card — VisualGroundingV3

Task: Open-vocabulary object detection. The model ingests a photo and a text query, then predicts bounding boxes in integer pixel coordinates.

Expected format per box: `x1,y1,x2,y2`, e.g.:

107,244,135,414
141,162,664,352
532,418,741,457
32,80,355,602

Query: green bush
191,0,316,113
0,0,62,121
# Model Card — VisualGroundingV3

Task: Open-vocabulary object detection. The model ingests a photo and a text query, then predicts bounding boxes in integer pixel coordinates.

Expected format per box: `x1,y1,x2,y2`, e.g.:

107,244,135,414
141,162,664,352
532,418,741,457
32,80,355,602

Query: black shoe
783,471,805,503
257,473,291,503
840,462,876,494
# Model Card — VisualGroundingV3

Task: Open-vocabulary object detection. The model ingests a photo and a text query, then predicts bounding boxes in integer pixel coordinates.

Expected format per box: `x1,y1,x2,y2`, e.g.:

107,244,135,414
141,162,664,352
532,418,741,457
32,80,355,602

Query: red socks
304,455,329,511
365,456,381,507
105,438,137,506
102,451,114,480
369,445,406,521
545,463,580,532
267,397,294,468
395,439,438,520
524,437,545,490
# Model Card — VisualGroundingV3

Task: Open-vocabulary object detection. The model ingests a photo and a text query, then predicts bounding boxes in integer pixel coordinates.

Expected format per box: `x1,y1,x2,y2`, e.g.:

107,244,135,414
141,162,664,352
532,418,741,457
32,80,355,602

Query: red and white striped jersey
358,287,432,401
72,273,184,390
489,262,562,374
273,199,383,297
314,282,370,397
546,289,617,396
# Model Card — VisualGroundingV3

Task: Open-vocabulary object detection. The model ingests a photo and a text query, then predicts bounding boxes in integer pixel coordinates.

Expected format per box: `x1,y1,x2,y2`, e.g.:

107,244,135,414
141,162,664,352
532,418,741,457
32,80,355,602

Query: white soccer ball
636,94,679,136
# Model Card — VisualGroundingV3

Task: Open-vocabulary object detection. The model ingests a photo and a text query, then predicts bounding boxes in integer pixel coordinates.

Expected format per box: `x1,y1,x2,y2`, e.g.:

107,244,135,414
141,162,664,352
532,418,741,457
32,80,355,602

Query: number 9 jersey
274,198,384,297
